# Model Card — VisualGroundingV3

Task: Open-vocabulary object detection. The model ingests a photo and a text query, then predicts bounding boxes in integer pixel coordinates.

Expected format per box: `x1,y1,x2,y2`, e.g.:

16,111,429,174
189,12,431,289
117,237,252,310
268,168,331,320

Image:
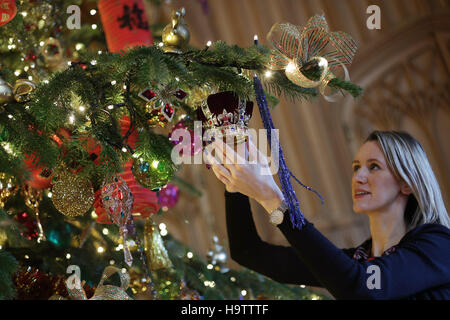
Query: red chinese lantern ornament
0,0,17,27
98,0,153,53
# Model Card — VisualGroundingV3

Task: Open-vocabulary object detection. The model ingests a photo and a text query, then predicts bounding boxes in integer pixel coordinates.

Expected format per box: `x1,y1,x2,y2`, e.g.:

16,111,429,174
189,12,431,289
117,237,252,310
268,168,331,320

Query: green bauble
132,158,174,191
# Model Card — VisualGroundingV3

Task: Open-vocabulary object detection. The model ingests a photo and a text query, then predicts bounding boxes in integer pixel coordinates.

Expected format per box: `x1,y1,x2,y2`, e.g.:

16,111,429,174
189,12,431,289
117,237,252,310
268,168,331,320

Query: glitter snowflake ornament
101,176,134,266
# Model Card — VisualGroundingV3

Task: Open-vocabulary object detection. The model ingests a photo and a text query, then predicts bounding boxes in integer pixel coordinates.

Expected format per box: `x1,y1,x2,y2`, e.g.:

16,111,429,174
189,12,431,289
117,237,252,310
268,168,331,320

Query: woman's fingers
247,135,270,166
212,140,245,165
206,153,233,182
212,165,232,185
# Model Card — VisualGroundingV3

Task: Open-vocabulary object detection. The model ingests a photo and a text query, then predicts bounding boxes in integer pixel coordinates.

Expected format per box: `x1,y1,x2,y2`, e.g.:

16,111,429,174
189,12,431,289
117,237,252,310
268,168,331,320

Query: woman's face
352,141,406,214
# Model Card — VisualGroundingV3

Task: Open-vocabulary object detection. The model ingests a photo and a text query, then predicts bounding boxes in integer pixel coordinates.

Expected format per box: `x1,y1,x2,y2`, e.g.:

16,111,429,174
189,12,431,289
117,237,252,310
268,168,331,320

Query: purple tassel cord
253,75,324,229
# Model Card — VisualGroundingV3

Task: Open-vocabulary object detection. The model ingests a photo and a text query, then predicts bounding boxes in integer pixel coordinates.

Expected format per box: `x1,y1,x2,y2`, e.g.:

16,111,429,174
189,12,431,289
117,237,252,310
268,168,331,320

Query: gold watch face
270,209,284,225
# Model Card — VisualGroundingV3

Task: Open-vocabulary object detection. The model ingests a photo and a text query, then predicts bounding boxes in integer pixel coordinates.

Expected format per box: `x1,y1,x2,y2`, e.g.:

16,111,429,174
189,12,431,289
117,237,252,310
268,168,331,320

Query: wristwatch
269,201,288,226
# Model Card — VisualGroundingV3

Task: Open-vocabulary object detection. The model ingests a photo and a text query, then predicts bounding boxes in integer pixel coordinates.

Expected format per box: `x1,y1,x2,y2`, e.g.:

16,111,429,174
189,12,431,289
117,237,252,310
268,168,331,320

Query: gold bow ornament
49,266,133,300
267,15,357,101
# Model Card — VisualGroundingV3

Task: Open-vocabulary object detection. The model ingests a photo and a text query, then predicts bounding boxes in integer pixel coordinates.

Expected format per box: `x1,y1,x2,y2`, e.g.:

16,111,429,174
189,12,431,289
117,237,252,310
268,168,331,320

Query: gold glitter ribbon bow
267,15,357,101
50,266,133,300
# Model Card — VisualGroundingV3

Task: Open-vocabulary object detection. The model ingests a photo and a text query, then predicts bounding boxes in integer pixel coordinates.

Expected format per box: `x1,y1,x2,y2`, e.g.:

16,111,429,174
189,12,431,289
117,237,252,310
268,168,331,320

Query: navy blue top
225,191,450,300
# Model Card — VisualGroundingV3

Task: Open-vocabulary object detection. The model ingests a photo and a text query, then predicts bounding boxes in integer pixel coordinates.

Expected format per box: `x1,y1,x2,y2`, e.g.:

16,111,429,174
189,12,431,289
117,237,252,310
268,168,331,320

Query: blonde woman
206,131,450,300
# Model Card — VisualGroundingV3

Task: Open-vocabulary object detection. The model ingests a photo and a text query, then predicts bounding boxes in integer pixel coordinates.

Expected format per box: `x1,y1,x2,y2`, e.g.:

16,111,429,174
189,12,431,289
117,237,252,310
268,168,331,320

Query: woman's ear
400,182,412,196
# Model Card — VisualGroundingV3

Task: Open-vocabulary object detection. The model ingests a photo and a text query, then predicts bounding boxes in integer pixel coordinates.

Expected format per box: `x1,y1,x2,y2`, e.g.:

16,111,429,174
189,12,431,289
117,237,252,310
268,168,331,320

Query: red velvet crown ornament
196,91,253,145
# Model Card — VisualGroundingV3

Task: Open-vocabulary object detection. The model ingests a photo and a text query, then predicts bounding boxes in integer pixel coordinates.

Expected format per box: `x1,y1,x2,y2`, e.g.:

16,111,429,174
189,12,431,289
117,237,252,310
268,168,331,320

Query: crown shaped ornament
197,91,253,145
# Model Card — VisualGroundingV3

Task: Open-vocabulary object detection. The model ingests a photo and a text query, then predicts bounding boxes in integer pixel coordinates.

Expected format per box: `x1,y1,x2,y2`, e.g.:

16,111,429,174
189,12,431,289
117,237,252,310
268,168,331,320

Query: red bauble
98,0,153,53
0,0,17,27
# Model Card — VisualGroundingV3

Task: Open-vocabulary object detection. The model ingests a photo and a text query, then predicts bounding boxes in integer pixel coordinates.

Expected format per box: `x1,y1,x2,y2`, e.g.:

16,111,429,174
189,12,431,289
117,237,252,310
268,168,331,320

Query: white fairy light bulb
286,60,297,73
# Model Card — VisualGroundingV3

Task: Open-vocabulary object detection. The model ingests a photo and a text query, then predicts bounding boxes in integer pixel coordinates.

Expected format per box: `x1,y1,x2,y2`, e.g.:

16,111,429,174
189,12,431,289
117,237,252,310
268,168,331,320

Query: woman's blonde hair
365,131,449,231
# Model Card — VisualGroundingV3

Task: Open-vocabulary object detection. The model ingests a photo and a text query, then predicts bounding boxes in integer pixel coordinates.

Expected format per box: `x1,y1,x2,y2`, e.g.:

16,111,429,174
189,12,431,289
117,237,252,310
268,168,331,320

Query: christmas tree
0,0,361,300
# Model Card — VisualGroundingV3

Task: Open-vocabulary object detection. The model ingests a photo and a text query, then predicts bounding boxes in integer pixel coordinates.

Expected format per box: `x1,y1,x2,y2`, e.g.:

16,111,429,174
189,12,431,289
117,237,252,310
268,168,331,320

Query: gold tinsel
51,169,94,217
144,218,172,270
184,84,214,110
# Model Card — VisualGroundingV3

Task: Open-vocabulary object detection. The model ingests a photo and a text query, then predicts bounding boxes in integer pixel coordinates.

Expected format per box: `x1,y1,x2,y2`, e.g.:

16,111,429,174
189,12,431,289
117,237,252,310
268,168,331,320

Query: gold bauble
162,8,190,54
285,56,329,88
51,169,94,217
0,77,14,106
144,218,172,270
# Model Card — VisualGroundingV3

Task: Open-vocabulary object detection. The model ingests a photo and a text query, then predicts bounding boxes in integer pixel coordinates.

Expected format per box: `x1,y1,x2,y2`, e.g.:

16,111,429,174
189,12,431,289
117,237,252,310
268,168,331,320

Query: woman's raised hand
204,136,284,214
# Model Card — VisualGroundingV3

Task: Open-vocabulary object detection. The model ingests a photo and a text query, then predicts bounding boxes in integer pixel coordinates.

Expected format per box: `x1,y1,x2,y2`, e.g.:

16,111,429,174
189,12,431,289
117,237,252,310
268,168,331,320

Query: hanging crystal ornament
126,216,157,298
267,15,356,100
101,176,134,266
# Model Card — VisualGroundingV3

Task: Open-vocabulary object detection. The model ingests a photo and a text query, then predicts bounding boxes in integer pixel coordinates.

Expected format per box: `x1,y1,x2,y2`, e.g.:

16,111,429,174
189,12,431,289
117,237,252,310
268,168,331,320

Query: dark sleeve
278,211,450,300
225,191,355,286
